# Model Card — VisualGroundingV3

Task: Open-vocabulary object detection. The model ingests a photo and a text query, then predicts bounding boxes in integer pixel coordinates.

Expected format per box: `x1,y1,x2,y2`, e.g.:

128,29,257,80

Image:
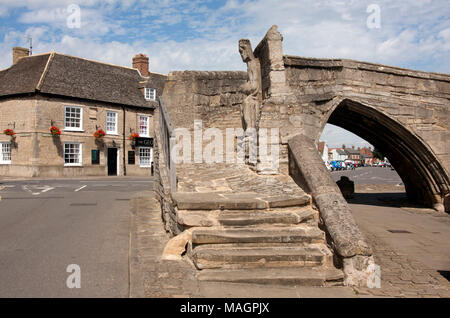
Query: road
330,166,403,185
329,167,450,278
0,177,153,297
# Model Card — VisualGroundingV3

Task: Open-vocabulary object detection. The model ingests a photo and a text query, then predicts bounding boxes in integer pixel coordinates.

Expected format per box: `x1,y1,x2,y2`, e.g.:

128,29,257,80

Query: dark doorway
107,148,118,176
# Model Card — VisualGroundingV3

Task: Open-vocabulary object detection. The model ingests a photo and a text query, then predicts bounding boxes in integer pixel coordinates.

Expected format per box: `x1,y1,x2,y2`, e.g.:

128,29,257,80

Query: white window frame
138,115,150,137
144,88,156,101
63,142,82,166
138,147,152,168
64,105,83,131
106,111,118,135
0,142,11,164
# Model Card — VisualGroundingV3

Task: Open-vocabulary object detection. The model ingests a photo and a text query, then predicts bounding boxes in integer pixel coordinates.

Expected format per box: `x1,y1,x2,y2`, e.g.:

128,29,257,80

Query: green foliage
372,147,384,160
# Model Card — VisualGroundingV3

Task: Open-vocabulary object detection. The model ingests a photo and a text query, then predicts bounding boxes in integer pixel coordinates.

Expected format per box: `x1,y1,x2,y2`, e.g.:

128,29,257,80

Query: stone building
0,47,166,177
328,148,348,161
317,141,328,163
344,147,362,165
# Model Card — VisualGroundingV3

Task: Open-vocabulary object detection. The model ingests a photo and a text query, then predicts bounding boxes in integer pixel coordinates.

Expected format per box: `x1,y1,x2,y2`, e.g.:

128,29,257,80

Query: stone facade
0,95,154,177
0,51,166,177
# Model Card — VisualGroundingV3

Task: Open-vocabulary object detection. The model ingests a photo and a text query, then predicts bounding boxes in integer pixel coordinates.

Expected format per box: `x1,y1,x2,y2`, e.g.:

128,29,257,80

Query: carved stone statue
238,39,262,131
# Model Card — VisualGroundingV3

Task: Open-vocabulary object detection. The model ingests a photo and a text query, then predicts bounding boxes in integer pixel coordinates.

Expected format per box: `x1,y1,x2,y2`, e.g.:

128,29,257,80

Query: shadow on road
346,192,429,209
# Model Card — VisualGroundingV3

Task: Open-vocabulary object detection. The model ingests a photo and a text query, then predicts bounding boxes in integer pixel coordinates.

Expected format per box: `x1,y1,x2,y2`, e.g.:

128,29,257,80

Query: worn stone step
218,209,317,227
191,243,333,269
172,192,310,211
176,208,318,228
197,267,344,286
191,225,325,245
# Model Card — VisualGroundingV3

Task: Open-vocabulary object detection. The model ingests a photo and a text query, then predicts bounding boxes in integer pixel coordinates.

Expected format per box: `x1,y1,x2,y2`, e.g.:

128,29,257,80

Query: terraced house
0,47,166,177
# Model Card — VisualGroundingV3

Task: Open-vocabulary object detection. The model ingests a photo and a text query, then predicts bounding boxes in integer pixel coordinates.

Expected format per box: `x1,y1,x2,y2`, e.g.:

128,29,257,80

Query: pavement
131,167,449,298
0,177,153,297
1,168,449,298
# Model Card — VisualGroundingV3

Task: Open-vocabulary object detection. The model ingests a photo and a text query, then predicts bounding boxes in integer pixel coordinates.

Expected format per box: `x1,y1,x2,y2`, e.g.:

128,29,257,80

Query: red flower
129,132,139,140
3,129,15,136
94,129,106,139
49,126,61,135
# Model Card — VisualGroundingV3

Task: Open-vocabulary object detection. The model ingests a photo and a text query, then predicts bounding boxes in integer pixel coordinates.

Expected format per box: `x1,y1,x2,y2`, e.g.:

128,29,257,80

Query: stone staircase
172,191,344,286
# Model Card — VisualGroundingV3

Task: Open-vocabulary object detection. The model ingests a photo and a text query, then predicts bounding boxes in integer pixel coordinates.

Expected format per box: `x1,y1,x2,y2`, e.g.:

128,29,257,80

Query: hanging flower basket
94,129,106,139
49,126,61,136
3,129,15,136
129,132,139,140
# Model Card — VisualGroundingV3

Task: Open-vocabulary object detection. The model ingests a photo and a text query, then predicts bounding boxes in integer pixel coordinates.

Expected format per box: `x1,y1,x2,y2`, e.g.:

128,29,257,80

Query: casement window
64,106,83,131
138,115,150,137
0,142,11,164
144,88,156,101
64,142,82,166
138,147,152,167
106,111,118,134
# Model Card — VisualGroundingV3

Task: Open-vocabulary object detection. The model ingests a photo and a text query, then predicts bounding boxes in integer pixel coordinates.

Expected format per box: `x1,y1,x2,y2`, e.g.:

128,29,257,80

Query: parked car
338,160,347,170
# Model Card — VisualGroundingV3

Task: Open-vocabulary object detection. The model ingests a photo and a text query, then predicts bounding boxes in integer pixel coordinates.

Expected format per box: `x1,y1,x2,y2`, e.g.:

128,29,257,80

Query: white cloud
320,124,372,149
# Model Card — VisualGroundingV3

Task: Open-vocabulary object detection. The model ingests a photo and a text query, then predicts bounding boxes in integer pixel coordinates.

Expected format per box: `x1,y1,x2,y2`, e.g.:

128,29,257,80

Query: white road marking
74,185,87,192
22,185,54,195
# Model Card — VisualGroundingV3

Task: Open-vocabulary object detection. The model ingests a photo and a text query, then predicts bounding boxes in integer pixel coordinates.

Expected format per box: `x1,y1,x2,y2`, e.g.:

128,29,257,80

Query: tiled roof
0,53,166,108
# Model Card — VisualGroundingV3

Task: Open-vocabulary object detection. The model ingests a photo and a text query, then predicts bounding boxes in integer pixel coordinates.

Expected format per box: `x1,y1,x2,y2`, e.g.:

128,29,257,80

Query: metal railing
158,97,177,192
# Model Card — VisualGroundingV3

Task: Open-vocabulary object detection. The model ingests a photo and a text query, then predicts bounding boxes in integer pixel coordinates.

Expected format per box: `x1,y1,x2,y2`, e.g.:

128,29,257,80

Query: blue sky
1,0,449,147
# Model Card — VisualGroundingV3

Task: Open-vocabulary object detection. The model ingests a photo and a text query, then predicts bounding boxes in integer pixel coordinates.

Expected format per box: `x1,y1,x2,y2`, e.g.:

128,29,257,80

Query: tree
372,147,384,160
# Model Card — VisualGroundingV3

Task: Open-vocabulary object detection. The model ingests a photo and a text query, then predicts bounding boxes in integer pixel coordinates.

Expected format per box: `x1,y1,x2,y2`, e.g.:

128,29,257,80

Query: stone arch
320,98,449,212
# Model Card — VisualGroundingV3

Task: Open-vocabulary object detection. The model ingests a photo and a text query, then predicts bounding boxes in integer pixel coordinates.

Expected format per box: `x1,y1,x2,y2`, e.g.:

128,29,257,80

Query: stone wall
162,71,247,131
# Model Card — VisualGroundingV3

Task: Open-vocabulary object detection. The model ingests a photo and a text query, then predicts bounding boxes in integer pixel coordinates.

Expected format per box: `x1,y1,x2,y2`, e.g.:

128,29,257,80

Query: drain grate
387,229,411,234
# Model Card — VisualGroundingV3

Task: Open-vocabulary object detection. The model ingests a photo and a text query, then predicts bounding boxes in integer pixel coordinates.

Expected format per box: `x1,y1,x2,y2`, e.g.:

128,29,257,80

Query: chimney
13,47,30,65
352,145,355,149
132,53,149,77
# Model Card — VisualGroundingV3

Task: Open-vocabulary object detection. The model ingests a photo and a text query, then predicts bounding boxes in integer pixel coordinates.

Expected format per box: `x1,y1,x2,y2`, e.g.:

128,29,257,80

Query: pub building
0,47,166,177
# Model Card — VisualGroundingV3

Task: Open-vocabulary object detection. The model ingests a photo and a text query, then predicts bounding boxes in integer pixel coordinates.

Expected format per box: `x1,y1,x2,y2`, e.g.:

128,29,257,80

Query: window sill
64,164,83,167
106,132,119,136
64,129,84,132
0,162,11,165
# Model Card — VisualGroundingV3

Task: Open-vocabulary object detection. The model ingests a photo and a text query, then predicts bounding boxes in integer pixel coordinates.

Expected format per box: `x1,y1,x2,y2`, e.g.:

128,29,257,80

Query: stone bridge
156,25,449,287
254,26,449,212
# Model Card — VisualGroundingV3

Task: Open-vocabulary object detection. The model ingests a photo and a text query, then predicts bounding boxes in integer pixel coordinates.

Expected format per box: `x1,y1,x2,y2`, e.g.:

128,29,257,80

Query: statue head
239,39,254,62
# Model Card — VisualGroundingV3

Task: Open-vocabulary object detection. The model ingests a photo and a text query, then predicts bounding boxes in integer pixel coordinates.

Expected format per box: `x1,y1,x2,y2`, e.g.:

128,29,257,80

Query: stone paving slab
176,163,306,198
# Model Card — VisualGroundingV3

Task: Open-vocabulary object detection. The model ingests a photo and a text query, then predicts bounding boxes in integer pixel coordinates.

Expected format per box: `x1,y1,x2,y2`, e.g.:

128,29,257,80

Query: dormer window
144,88,156,101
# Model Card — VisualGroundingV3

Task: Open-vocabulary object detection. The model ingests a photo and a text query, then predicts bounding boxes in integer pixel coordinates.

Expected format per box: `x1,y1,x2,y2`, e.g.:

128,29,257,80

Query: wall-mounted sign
135,137,153,147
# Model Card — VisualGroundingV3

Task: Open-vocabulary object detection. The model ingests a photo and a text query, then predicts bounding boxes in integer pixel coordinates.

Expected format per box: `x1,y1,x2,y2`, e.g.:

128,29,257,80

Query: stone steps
172,192,311,211
191,225,325,245
191,243,333,269
176,208,318,228
171,190,343,286
197,267,344,286
217,209,317,227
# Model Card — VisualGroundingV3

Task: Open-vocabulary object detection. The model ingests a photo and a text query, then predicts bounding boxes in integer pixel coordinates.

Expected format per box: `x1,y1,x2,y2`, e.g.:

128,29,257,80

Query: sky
1,0,449,147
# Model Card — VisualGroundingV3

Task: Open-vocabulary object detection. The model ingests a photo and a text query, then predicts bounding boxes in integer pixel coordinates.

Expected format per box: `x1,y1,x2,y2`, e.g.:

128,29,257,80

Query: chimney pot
132,53,149,77
13,47,30,65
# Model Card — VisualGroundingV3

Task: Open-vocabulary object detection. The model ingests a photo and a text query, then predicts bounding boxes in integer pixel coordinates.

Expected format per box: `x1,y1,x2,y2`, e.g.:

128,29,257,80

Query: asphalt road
0,177,153,298
330,166,403,185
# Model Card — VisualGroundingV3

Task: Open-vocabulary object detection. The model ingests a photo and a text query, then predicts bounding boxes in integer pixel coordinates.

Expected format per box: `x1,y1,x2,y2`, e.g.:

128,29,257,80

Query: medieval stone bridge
156,25,449,286
255,26,449,212
163,25,449,212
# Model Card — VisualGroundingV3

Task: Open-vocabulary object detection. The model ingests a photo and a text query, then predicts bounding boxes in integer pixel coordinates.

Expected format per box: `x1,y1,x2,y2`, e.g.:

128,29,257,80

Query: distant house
0,47,166,177
329,148,348,161
344,147,362,165
359,147,375,165
317,141,329,162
